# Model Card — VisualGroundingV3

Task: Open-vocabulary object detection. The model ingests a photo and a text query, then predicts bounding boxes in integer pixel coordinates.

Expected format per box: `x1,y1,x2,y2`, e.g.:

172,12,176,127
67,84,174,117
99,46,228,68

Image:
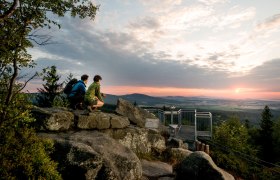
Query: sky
25,0,280,100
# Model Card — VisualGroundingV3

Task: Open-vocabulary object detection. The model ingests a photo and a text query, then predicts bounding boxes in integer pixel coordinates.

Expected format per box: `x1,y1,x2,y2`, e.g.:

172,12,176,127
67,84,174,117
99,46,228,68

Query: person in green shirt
84,75,106,111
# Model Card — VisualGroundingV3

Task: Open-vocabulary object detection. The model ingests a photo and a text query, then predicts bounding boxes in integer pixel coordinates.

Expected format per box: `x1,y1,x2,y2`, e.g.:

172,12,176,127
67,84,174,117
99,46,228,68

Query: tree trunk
5,56,18,106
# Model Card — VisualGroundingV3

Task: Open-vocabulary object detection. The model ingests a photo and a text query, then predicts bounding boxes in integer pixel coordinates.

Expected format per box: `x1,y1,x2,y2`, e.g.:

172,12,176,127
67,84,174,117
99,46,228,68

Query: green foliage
211,116,257,178
0,92,61,179
52,95,69,107
36,65,64,107
259,105,274,161
1,0,98,178
272,118,280,162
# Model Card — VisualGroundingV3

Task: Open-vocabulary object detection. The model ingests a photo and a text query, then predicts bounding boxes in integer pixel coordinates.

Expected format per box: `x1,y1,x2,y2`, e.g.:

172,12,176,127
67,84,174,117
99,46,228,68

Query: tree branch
17,72,38,93
0,0,19,20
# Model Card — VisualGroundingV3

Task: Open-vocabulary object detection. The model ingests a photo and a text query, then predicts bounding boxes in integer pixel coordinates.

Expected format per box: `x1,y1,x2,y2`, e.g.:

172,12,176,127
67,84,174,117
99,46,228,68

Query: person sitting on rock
84,75,106,111
68,74,88,109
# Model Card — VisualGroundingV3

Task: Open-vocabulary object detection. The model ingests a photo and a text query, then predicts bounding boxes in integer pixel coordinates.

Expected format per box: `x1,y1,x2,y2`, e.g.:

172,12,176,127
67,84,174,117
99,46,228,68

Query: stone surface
169,148,193,164
115,98,155,127
141,160,174,179
39,131,142,180
77,114,97,129
145,118,160,129
77,112,129,130
102,126,166,155
31,107,74,131
167,138,188,149
175,151,235,180
110,113,130,129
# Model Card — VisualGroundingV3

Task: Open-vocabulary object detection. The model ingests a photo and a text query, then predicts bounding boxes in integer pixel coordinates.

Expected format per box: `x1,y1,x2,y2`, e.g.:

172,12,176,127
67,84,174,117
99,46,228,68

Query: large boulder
31,107,74,131
102,126,166,155
39,131,142,180
77,112,130,130
167,138,188,149
175,151,234,180
168,148,193,165
141,160,174,179
115,98,156,127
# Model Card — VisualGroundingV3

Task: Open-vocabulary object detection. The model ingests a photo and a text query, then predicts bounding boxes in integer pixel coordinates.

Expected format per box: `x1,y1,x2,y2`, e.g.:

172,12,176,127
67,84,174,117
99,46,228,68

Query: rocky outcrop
31,107,74,131
168,148,193,164
32,103,234,179
167,138,188,149
32,107,130,131
39,131,142,180
102,126,166,155
77,112,130,130
141,160,174,179
115,98,156,127
175,151,234,180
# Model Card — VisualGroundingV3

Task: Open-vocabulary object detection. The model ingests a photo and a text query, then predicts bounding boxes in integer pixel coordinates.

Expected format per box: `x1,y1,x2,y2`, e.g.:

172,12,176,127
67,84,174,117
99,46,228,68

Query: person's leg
91,100,104,109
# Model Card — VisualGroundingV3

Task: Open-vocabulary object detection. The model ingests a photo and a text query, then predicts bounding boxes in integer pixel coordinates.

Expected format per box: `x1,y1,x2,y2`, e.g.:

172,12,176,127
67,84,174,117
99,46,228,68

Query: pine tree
259,105,274,162
36,66,63,107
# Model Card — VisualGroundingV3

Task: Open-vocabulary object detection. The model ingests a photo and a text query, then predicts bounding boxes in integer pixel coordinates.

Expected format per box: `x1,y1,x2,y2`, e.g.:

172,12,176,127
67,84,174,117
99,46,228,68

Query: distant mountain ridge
104,93,280,110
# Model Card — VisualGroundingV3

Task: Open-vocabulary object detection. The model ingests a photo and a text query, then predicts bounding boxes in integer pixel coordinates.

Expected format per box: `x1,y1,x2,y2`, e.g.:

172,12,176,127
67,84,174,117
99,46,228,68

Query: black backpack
63,78,78,95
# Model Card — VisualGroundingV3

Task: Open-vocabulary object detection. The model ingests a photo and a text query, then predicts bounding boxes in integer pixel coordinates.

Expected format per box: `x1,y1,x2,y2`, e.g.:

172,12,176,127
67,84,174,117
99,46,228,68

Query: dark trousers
68,94,85,110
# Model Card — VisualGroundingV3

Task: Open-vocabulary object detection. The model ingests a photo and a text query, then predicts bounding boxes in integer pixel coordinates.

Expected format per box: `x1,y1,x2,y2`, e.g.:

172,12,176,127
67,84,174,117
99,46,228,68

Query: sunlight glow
235,88,241,93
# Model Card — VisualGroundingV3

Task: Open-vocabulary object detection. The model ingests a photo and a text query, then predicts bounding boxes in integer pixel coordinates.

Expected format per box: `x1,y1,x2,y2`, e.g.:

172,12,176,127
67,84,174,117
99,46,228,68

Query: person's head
93,75,102,82
81,74,89,84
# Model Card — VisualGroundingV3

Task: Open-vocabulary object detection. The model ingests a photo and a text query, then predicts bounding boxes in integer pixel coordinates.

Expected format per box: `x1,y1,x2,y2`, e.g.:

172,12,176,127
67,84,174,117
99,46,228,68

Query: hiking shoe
87,106,93,112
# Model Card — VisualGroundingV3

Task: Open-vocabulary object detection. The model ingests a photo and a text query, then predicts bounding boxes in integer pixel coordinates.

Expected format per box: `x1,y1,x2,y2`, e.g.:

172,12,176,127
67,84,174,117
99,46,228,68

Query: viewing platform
145,108,212,149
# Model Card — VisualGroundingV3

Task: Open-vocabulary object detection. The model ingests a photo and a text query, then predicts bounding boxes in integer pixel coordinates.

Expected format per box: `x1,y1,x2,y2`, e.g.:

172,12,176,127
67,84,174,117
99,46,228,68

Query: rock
94,112,111,129
31,107,74,131
110,113,130,129
175,151,235,180
168,148,193,164
39,131,142,180
167,138,188,149
145,118,160,129
102,126,166,155
77,112,129,130
141,159,174,179
77,114,97,129
115,98,155,127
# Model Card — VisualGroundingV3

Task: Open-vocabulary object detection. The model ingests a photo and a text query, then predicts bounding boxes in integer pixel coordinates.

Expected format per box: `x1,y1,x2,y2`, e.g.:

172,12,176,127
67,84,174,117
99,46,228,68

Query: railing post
210,112,212,139
178,109,182,125
195,109,197,141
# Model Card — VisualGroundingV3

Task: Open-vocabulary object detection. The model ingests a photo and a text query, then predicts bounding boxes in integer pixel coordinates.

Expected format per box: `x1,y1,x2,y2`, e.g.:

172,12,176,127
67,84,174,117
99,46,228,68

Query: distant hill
104,93,280,110
104,93,180,106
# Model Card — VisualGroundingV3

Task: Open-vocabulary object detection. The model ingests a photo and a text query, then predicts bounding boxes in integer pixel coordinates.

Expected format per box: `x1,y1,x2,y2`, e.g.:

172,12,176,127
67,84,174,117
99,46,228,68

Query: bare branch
17,72,38,93
0,0,19,20
28,29,57,45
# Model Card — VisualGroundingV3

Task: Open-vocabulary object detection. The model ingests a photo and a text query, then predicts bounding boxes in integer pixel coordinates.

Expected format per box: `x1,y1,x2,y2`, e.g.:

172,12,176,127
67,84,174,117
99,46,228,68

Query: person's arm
96,85,103,102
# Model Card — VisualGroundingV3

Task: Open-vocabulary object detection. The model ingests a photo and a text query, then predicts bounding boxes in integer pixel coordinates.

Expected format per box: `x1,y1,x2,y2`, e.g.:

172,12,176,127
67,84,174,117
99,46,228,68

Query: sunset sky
26,0,280,100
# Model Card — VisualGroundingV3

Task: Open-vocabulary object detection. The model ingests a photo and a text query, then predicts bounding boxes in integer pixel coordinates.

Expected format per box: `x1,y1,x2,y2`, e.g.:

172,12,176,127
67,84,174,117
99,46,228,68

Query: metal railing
145,108,212,140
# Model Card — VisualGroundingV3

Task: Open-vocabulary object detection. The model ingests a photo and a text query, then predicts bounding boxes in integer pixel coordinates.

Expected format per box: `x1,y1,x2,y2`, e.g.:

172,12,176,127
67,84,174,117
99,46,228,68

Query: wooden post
195,141,200,151
201,143,205,151
205,145,210,154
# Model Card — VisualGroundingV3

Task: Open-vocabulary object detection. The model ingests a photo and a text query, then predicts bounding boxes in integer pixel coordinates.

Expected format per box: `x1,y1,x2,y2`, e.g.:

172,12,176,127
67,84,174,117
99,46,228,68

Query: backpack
63,78,78,95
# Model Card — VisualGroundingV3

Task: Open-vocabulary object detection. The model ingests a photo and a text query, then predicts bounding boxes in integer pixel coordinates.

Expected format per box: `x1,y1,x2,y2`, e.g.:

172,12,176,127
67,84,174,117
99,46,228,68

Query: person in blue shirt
68,74,88,109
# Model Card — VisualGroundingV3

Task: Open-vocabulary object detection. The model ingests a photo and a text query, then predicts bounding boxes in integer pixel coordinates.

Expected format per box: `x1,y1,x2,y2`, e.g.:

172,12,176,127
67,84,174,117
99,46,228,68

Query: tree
211,116,257,178
0,1,98,178
272,118,280,162
1,0,98,117
36,65,63,107
259,105,273,162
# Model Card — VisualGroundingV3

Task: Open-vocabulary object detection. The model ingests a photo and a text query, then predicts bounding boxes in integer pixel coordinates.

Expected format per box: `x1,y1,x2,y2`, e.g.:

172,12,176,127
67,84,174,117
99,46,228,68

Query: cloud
216,6,256,29
243,59,280,91
25,0,280,98
198,0,229,5
255,14,280,32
